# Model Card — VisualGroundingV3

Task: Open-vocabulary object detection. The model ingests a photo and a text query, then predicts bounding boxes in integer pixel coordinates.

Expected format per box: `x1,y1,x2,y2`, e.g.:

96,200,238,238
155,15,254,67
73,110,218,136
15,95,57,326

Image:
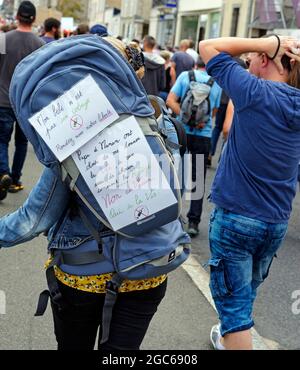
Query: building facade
175,0,222,48
149,0,177,48
222,0,299,39
120,0,152,41
87,0,122,27
221,0,253,37
104,6,121,36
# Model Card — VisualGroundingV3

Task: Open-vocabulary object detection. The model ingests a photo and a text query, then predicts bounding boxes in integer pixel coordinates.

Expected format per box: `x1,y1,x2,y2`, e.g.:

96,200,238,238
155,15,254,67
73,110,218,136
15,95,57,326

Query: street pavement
0,142,299,350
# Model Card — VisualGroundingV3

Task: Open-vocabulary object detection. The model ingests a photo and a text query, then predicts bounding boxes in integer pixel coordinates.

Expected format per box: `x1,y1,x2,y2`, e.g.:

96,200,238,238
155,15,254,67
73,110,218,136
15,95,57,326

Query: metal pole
246,0,254,37
172,0,179,47
278,0,287,28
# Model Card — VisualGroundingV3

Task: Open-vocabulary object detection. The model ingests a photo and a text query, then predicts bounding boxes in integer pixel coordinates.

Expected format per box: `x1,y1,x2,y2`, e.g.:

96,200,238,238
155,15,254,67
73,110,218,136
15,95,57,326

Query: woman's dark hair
261,35,300,89
281,54,300,89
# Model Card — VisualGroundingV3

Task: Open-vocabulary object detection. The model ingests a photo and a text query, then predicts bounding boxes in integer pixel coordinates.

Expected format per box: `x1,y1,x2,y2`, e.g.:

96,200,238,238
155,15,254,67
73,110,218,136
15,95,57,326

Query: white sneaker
210,324,225,350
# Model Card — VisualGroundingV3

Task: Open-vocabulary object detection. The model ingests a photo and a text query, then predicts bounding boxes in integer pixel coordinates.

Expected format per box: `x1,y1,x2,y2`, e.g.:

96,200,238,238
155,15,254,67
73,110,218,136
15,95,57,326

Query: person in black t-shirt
0,1,44,199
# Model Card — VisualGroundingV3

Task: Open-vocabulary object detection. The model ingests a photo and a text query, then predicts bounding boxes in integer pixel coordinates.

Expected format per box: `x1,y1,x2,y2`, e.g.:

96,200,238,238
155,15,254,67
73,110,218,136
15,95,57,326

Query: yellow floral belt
45,257,167,294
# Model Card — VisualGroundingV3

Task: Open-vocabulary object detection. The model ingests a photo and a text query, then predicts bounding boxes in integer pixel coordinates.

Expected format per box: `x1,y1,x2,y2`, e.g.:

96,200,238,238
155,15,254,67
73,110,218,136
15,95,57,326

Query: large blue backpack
10,35,183,237
10,35,190,343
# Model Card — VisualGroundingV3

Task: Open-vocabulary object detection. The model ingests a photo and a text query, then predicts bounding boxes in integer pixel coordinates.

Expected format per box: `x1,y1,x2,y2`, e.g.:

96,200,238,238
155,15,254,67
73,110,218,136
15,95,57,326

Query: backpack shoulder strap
207,77,214,87
100,273,124,344
169,116,187,157
188,70,196,82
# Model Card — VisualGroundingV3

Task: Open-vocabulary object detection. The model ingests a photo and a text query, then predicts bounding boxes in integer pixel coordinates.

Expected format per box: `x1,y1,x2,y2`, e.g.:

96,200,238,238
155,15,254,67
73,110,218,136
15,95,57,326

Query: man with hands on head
199,36,300,350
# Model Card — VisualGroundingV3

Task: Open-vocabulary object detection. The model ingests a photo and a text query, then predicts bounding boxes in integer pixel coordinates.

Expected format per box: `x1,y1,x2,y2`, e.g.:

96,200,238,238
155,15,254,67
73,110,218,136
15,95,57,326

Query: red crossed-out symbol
70,115,83,130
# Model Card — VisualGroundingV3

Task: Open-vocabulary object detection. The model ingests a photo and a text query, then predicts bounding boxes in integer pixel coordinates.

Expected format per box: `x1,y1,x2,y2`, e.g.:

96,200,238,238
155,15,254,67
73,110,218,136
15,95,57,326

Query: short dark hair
76,24,90,35
44,18,61,32
143,36,156,50
17,1,36,25
196,56,205,69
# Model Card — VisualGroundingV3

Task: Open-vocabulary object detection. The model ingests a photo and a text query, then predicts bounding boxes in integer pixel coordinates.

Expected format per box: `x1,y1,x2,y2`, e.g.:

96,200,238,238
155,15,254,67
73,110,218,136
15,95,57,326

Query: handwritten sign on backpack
29,75,119,162
73,116,177,231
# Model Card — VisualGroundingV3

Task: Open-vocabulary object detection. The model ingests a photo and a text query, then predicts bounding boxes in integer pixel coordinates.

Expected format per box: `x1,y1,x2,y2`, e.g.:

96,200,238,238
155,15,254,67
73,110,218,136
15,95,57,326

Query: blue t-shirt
40,36,55,44
171,69,221,138
206,52,300,223
171,51,195,78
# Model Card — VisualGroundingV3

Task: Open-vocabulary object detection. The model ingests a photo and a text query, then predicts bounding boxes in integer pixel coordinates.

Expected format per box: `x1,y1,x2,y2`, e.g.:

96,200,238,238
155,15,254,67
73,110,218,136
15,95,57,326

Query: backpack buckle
105,280,119,295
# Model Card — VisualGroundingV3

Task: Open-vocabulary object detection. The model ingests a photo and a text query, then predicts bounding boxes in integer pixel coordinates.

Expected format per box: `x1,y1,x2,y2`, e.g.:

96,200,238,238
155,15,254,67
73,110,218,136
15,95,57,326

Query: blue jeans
208,207,288,336
0,107,28,183
159,91,169,102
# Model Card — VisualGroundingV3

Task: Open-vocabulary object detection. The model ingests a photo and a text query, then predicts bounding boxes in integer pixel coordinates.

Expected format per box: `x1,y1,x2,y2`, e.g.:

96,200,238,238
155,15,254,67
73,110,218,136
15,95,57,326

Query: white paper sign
72,116,177,231
29,75,119,162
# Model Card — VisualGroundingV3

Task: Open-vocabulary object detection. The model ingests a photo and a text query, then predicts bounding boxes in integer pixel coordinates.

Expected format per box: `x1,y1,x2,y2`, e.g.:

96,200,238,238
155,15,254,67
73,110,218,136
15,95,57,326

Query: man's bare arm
223,100,234,141
166,92,180,116
199,36,297,74
170,62,177,86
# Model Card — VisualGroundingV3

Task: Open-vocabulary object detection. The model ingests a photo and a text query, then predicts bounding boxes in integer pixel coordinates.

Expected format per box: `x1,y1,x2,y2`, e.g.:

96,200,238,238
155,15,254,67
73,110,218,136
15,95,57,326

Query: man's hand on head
269,36,299,75
285,41,300,64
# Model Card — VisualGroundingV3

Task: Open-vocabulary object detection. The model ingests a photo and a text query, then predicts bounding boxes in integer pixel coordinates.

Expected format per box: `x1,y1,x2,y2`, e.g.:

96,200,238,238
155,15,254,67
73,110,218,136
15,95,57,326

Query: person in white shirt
187,40,199,64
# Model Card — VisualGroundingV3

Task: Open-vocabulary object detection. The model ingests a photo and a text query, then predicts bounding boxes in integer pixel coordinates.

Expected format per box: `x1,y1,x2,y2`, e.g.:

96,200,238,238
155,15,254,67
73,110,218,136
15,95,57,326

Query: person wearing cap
90,24,108,37
0,1,44,199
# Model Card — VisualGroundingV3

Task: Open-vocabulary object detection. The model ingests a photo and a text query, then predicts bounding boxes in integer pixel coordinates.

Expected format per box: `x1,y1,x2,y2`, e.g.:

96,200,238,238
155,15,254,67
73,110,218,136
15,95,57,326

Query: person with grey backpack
167,57,222,237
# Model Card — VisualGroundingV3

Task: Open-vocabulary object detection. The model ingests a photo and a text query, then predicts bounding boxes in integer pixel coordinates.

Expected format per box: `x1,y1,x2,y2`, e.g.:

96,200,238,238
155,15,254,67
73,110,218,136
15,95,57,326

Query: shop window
230,7,240,36
209,12,221,38
180,15,198,43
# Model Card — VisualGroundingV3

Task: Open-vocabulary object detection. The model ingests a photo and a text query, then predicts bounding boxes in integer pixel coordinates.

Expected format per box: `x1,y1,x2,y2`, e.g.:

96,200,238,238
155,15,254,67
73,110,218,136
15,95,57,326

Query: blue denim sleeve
206,52,263,111
0,167,70,248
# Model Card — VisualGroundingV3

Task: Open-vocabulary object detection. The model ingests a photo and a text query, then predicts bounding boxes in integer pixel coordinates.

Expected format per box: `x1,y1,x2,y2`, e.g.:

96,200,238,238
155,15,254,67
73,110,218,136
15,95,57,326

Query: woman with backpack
0,36,190,350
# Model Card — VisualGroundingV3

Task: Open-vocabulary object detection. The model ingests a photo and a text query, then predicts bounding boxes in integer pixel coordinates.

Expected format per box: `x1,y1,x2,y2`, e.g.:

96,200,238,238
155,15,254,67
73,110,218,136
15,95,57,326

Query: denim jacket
0,167,96,250
0,165,190,277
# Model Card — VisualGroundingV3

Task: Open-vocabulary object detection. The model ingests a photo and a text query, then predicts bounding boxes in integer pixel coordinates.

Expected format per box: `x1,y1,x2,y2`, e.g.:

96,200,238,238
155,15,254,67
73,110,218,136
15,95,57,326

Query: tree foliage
57,0,83,22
